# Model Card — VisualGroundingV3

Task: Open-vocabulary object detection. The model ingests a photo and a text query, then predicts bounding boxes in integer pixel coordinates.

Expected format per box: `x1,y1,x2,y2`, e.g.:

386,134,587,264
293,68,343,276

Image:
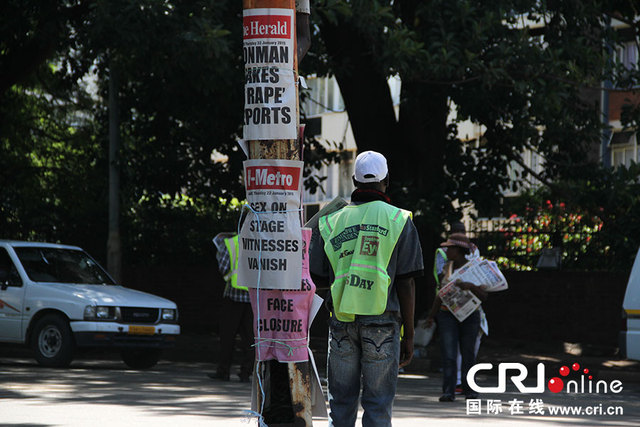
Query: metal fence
466,217,603,271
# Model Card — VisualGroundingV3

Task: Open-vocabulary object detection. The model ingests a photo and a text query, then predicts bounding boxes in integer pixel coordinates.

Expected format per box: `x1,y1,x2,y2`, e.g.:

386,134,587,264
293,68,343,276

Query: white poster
243,8,297,140
238,159,303,289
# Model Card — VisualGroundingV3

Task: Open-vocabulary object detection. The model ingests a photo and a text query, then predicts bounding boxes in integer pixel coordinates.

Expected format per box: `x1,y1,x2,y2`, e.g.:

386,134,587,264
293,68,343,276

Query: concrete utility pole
242,0,312,425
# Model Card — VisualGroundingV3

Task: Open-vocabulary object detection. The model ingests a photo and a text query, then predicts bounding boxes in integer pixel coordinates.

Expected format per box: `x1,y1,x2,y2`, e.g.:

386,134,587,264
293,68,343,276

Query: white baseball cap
353,151,388,183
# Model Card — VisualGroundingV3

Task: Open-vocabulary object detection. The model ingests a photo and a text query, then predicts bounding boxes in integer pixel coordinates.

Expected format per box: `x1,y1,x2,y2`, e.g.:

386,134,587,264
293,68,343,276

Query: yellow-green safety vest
434,247,447,286
224,235,247,291
319,201,411,322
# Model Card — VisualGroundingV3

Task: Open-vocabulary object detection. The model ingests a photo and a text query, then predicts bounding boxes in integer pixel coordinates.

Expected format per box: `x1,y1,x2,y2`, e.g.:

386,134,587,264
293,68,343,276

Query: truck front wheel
31,314,75,367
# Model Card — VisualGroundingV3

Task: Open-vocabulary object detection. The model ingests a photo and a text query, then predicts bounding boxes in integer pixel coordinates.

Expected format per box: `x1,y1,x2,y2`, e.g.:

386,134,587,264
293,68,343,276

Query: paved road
1,353,640,427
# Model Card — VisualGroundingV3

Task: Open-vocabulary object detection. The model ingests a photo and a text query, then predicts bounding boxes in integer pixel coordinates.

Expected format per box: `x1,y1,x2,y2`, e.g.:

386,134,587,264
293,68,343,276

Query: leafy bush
475,163,640,272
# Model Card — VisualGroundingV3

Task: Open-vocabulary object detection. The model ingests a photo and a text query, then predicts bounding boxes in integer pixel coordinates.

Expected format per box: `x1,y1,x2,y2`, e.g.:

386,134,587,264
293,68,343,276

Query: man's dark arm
311,272,330,299
397,276,415,368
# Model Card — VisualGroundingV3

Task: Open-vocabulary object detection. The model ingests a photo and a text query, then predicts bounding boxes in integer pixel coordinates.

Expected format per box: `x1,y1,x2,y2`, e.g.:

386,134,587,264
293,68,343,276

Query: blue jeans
437,310,480,397
327,313,400,427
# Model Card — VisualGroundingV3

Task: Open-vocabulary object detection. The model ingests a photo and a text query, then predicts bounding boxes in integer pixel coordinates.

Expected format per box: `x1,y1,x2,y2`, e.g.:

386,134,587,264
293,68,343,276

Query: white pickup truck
0,240,180,369
621,246,640,361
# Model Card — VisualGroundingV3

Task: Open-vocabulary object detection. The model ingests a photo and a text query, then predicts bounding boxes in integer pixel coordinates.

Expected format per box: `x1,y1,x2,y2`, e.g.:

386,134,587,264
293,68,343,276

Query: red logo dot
548,377,564,393
572,363,580,371
589,375,593,380
559,366,570,376
583,368,589,374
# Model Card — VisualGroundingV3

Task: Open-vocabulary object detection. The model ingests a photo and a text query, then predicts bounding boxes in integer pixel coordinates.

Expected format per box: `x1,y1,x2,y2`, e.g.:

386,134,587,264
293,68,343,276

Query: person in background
433,223,488,395
311,151,424,427
208,232,254,382
427,233,487,402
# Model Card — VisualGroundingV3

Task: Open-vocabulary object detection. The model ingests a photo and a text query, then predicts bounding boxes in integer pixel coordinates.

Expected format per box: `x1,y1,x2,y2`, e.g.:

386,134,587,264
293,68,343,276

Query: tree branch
506,151,555,189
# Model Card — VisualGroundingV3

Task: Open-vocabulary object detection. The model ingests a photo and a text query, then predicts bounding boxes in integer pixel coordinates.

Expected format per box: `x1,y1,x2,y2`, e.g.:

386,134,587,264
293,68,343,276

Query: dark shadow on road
0,357,252,420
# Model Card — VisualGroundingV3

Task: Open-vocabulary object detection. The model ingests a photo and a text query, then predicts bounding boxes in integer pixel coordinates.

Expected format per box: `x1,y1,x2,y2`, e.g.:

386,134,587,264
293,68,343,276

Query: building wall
608,90,640,168
608,91,640,122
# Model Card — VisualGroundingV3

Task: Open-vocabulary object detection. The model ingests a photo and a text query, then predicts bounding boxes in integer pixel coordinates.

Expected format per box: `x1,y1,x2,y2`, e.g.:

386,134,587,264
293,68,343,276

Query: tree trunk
316,15,398,155
396,81,449,194
107,61,122,283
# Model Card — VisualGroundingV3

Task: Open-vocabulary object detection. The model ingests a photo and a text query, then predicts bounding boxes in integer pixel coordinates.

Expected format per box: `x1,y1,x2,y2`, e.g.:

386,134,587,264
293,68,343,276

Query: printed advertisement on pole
242,8,297,140
249,227,327,418
249,228,322,363
238,159,303,290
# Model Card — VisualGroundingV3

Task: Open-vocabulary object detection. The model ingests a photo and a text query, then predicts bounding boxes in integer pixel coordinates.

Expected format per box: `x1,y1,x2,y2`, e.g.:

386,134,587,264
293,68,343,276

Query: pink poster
249,228,316,362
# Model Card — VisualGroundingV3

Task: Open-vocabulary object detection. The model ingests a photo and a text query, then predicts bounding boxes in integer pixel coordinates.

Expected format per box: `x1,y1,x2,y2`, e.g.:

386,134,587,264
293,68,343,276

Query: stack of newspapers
438,258,508,321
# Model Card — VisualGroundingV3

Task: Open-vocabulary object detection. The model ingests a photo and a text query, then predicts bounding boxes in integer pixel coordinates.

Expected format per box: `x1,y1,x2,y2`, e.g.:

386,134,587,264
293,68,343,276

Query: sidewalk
4,330,635,383
2,333,640,426
167,332,640,384
187,333,640,426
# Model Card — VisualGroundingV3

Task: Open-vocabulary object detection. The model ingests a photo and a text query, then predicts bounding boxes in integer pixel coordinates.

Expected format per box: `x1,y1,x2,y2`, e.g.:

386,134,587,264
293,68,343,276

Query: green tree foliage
1,0,342,264
85,1,246,199
550,162,640,270
0,49,105,256
1,0,247,263
308,0,640,254
3,1,640,269
486,160,640,272
83,1,248,264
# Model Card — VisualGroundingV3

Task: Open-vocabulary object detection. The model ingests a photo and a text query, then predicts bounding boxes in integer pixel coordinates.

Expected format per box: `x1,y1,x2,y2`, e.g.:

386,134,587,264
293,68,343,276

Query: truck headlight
161,308,176,321
84,305,117,321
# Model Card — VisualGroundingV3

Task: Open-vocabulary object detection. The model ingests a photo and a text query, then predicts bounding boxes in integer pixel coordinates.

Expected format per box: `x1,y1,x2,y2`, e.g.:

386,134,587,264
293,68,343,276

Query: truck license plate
128,326,155,335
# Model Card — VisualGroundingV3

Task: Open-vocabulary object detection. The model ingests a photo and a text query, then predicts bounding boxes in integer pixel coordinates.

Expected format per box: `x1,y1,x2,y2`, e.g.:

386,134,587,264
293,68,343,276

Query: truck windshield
14,247,116,285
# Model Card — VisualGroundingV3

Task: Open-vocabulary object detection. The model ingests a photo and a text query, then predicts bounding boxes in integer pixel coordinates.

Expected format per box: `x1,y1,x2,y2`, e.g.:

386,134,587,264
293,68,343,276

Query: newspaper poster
248,228,321,362
243,8,297,140
238,159,303,289
249,290,322,362
448,258,509,292
249,228,328,417
438,281,482,322
250,297,327,419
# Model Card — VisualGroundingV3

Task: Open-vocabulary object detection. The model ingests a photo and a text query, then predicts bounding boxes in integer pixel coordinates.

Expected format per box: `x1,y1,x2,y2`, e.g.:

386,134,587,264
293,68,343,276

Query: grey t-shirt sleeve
394,218,424,278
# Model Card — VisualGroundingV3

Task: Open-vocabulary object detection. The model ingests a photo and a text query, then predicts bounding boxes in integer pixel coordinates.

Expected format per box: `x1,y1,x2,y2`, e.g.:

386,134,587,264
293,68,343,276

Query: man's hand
454,280,488,301
454,280,474,291
426,316,434,328
399,336,414,368
396,276,415,368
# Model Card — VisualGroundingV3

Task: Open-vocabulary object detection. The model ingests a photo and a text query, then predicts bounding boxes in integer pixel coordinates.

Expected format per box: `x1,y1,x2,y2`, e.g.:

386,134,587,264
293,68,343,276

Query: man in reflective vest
223,234,246,291
208,232,254,382
310,151,424,427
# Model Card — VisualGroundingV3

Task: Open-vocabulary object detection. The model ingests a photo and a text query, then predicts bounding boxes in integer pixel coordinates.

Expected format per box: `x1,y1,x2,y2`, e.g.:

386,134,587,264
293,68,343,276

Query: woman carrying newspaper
427,233,487,402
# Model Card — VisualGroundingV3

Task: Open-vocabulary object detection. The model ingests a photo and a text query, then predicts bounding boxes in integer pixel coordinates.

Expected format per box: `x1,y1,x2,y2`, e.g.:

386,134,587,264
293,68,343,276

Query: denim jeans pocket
329,319,354,355
361,322,397,361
